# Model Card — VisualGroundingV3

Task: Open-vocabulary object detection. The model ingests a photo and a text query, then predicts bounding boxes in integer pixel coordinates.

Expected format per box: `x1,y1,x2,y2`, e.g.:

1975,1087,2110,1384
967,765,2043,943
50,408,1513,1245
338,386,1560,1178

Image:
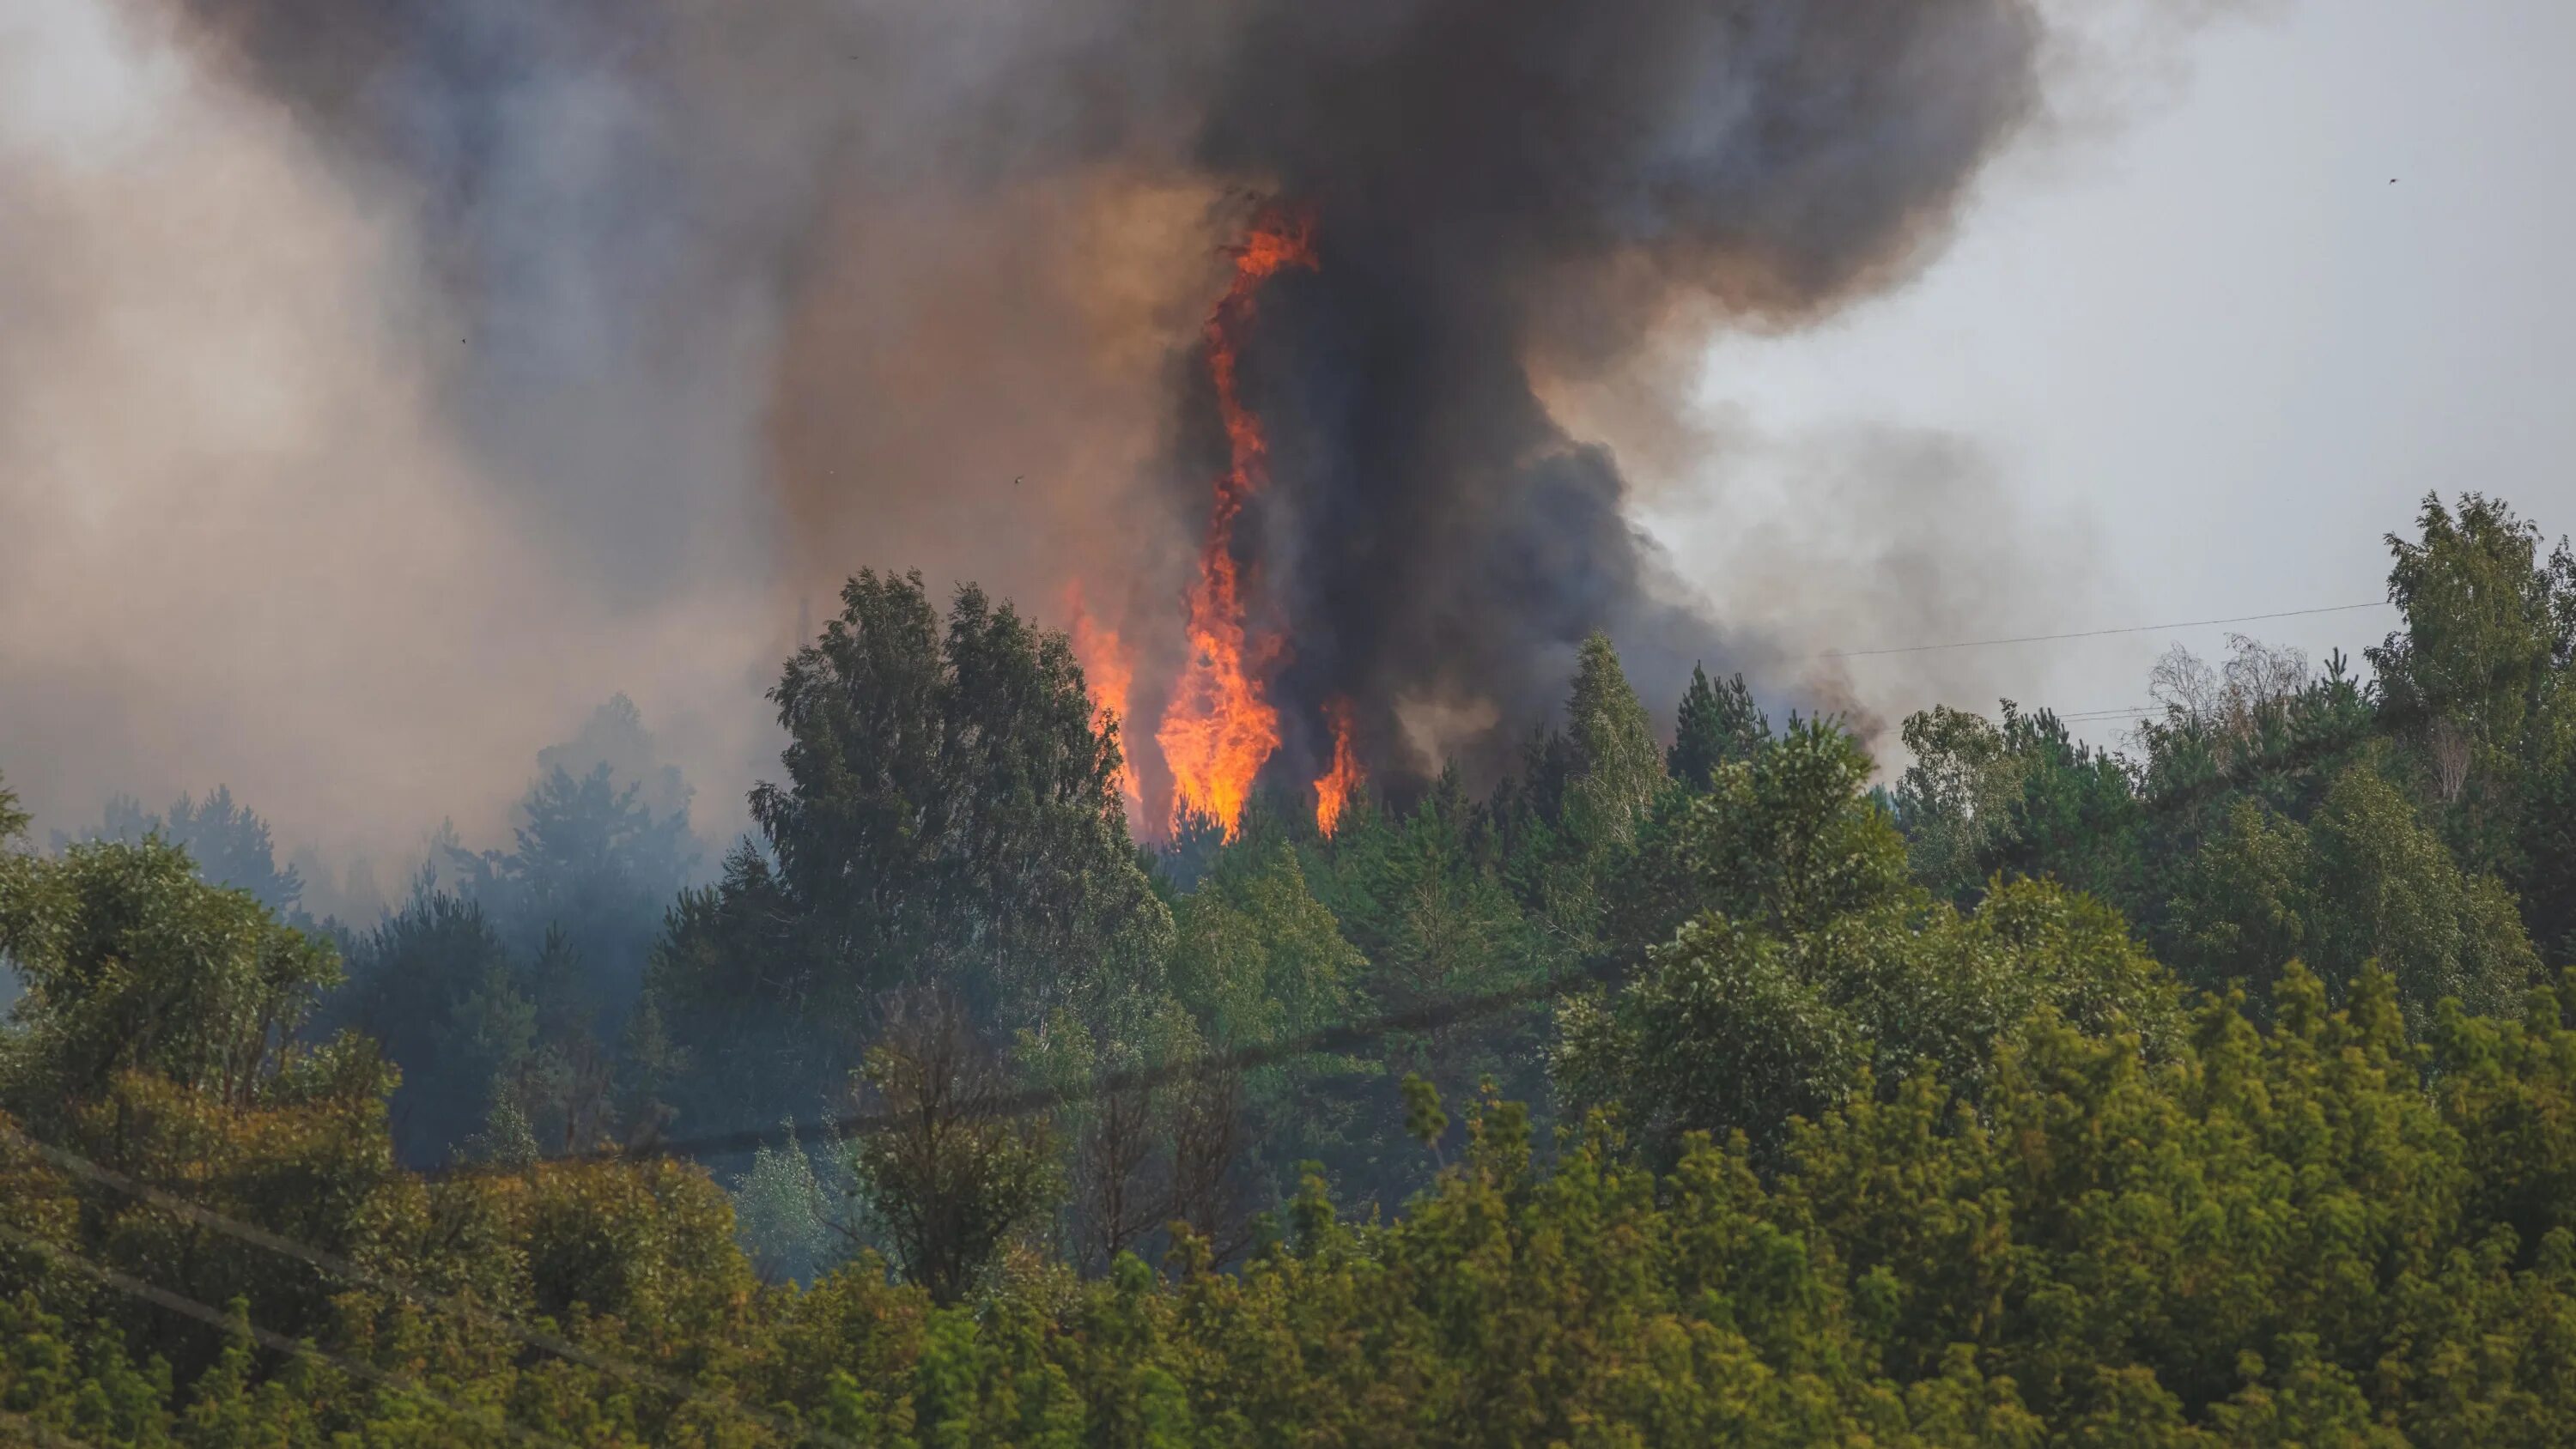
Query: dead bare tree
2427,716,2472,803
2149,635,2315,765
1069,1076,1164,1272
1169,1066,1255,1266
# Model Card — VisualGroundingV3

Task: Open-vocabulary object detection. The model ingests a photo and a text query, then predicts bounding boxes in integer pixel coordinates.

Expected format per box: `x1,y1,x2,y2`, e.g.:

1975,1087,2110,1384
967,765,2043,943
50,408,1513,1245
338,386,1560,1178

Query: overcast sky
1649,0,2576,742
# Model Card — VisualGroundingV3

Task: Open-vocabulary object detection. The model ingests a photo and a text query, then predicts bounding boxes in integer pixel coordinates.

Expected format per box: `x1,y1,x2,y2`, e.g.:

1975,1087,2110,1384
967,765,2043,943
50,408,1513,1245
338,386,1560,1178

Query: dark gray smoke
1181,0,2044,785
1,0,2166,850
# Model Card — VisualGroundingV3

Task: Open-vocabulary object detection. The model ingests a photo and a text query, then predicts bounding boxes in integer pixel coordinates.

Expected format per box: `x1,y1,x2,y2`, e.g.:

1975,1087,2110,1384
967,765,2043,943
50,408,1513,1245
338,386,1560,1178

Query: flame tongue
1156,209,1317,839
1312,696,1364,837
1066,585,1145,827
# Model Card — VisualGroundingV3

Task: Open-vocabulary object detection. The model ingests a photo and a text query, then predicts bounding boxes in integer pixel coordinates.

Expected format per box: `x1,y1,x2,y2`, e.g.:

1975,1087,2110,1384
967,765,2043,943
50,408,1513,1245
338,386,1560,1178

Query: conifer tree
1560,632,1665,853
1667,664,1769,791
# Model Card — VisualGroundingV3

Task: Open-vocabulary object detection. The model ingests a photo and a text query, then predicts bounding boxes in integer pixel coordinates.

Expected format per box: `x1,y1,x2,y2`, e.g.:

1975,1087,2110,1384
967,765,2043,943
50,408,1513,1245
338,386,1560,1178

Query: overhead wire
1813,600,2391,659
0,590,2439,1439
472,641,2436,1179
0,1219,568,1449
0,1124,861,1449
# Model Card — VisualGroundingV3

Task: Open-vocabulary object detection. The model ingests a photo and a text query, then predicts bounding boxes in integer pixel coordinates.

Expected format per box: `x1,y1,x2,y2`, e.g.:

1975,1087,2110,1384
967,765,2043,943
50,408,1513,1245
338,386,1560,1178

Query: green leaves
1399,1074,1447,1158
649,571,1171,1122
1169,842,1361,1051
0,837,343,1119
2370,492,2571,753
1668,664,1770,792
849,990,1060,1306
1564,717,2178,1166
2306,762,2539,1021
11,487,2576,1442
1560,631,1667,855
0,769,31,849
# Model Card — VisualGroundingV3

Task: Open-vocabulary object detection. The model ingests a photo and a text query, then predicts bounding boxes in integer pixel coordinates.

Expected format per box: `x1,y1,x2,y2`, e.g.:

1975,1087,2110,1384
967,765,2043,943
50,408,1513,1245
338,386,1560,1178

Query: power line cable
0,636,2470,1447
0,597,2477,1437
464,597,2416,1181
0,1220,567,1449
0,1125,858,1449
1814,601,2391,660
434,953,1631,1178
478,661,2433,1179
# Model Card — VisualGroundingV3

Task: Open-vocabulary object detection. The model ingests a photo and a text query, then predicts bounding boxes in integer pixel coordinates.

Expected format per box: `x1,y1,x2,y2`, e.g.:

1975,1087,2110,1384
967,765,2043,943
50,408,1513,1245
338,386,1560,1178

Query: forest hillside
5,493,2576,1445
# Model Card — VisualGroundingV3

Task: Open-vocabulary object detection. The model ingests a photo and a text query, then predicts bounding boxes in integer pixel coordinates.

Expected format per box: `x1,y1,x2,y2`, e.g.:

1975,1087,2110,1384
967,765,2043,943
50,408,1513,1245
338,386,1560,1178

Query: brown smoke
0,0,787,863
0,0,2234,863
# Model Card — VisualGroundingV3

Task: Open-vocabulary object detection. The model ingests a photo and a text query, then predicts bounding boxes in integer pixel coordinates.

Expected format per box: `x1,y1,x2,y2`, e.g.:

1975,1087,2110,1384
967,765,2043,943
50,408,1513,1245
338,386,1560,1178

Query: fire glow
1151,209,1316,840
1311,696,1364,837
1066,585,1145,821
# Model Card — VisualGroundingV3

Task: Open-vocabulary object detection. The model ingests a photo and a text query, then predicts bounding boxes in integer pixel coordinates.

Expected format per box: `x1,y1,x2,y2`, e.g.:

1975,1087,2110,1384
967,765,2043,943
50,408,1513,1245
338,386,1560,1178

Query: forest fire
1066,585,1145,822
1311,696,1364,837
1151,209,1316,838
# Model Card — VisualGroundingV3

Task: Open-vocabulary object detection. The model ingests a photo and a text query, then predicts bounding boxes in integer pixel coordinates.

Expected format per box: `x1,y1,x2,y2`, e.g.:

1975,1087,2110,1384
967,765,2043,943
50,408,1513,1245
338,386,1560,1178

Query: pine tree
1561,633,1665,853
1667,664,1769,791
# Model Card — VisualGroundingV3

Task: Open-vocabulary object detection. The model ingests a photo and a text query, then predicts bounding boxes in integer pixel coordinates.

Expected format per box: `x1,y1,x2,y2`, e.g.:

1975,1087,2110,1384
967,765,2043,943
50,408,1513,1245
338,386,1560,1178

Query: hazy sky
3,0,2569,871
1650,0,2576,740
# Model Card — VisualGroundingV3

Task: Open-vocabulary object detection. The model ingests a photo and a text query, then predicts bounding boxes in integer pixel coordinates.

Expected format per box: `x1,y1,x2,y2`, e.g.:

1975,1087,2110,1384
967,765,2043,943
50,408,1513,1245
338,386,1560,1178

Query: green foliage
2163,797,2314,1003
1399,1073,1448,1158
2362,494,2576,928
733,1120,841,1286
1572,715,2178,1162
0,773,29,1015
80,786,304,917
1894,704,2018,904
649,570,1171,1123
1986,706,2151,911
851,991,1060,1305
2162,763,2541,1023
1667,663,1770,791
1563,870,2178,1165
14,496,2576,1444
0,837,343,1119
1170,841,1362,1049
1610,716,1911,961
465,1094,541,1167
323,698,705,1169
1560,630,1666,855
2518,737,2576,960
1343,773,1534,1012
1309,770,1546,1186
447,756,696,981
1894,700,2151,916
1673,717,1913,934
2306,762,2540,1019
327,882,529,1163
2370,492,2572,757
0,770,27,846
1893,494,2576,1011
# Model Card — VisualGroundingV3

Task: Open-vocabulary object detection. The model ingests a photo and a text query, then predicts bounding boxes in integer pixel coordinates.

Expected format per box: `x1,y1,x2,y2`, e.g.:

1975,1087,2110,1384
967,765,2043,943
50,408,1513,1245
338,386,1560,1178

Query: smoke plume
0,0,2202,853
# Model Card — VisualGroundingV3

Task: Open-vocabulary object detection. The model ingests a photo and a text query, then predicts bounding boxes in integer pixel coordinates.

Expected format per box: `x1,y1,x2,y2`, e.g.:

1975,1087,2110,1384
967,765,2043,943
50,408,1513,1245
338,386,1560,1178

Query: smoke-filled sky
2,0,2568,872
1646,0,2576,737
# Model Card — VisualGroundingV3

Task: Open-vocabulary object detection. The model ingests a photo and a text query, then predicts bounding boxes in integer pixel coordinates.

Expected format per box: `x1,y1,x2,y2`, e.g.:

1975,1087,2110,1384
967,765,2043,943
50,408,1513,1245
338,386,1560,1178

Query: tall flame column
1155,211,1316,838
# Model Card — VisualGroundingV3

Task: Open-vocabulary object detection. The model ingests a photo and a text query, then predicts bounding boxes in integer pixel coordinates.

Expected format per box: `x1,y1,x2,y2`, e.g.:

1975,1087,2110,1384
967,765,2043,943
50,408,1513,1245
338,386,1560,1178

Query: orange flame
1155,209,1318,838
1066,585,1145,828
1312,697,1364,838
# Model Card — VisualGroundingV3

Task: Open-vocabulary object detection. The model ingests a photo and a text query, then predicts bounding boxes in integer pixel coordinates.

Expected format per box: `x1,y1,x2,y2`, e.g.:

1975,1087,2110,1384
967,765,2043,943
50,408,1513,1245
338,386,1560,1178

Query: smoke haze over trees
1,491,2574,1442
0,0,2243,860
16,0,2576,1438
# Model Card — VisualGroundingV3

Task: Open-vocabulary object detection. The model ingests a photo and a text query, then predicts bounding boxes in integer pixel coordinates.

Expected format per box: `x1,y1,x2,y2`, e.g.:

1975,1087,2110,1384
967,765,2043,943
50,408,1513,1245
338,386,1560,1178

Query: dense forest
6,491,2576,1446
